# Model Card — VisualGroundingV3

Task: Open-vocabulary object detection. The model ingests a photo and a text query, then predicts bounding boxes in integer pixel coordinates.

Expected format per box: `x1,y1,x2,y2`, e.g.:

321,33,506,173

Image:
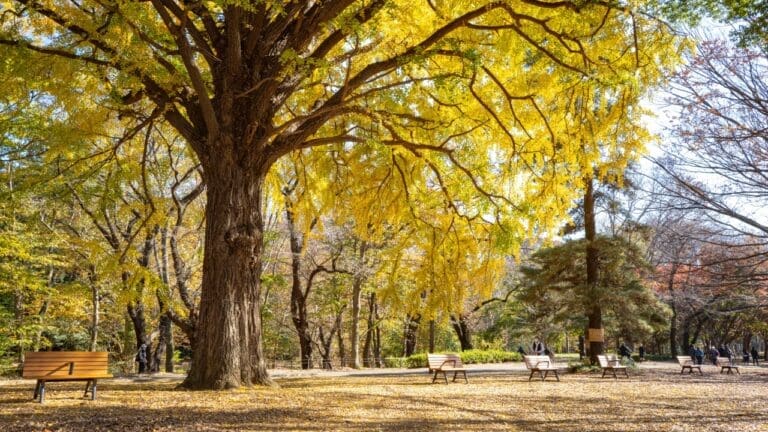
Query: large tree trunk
184,167,271,389
584,176,603,362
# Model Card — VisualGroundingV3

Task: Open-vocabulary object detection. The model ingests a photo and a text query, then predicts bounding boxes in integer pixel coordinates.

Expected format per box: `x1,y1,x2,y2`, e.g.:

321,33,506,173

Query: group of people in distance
688,344,761,366
519,338,643,362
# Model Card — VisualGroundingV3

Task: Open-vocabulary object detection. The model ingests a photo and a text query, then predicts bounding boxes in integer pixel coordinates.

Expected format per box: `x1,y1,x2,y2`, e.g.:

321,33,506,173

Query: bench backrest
716,356,731,366
427,353,463,371
22,351,110,379
597,354,619,368
676,355,695,366
524,355,552,369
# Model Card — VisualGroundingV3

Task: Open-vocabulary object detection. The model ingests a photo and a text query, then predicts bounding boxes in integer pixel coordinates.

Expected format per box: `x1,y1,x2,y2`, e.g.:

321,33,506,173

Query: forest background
1,0,767,387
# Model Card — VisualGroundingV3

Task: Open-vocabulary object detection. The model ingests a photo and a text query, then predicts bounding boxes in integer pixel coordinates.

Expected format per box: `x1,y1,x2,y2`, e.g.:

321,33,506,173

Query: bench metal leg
84,379,97,400
528,371,535,381
33,380,41,401
38,381,46,403
453,371,467,384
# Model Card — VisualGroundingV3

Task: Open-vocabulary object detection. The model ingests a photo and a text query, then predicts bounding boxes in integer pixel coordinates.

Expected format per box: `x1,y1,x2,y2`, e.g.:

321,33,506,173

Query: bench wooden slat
22,351,112,403
25,352,109,359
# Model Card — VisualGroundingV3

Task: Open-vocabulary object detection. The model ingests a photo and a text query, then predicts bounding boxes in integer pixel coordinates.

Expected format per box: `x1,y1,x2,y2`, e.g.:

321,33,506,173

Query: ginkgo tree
0,0,682,388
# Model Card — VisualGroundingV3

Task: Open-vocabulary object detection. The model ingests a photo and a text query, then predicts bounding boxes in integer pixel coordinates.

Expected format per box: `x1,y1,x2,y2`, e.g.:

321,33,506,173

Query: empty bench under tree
22,351,113,403
427,353,468,383
597,354,629,379
524,355,560,381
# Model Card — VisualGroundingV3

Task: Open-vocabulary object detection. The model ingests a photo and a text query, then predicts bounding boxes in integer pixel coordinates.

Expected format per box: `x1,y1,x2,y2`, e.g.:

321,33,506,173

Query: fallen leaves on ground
1,363,766,431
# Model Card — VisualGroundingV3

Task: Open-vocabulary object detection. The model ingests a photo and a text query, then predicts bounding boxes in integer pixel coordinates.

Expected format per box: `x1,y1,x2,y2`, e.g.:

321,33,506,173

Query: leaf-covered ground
1,362,766,431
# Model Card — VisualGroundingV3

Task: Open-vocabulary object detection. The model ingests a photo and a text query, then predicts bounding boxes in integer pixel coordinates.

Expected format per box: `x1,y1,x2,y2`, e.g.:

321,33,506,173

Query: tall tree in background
0,1,680,388
653,39,768,259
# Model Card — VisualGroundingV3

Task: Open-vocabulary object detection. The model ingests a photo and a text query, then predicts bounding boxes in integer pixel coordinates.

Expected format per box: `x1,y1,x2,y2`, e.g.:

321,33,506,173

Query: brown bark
584,176,603,362
404,314,420,357
450,315,473,351
349,241,368,368
285,200,314,369
184,166,271,389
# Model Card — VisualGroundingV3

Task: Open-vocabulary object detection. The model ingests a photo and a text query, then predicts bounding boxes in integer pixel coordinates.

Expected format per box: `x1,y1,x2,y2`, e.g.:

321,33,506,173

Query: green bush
400,349,521,368
642,354,673,361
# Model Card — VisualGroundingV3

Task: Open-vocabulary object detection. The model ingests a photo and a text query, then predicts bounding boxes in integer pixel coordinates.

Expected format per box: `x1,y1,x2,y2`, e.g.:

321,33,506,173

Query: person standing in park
743,349,750,363
638,344,645,361
532,338,544,355
136,343,148,374
694,346,704,365
708,346,719,365
751,346,759,366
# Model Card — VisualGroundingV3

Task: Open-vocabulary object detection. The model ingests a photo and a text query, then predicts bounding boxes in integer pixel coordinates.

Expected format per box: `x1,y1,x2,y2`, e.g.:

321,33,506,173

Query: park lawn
0,365,766,431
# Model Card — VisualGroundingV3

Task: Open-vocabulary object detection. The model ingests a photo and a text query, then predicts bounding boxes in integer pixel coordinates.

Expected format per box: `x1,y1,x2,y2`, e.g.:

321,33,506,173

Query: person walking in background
619,342,632,361
743,349,750,363
708,346,719,365
532,338,545,355
638,344,645,361
136,342,148,374
751,346,759,366
694,346,704,365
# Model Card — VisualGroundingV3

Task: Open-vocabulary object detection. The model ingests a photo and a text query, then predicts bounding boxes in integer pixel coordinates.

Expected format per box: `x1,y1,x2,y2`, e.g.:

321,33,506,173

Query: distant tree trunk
337,312,346,367
90,283,99,352
450,315,473,351
363,294,375,367
151,315,172,373
669,300,678,356
743,332,752,354
584,176,603,362
429,320,435,353
165,322,174,373
285,202,314,370
363,293,383,367
317,307,345,370
665,264,680,356
349,241,368,369
404,314,420,357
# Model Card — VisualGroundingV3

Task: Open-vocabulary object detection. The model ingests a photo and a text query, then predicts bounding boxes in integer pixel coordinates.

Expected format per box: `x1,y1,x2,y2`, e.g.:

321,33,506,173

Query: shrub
400,349,521,368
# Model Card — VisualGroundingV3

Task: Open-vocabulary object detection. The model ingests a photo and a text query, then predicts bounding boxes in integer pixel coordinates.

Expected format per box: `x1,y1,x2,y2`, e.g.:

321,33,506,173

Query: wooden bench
597,354,628,379
716,357,740,375
524,355,559,381
427,353,468,383
22,351,112,403
676,355,703,375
